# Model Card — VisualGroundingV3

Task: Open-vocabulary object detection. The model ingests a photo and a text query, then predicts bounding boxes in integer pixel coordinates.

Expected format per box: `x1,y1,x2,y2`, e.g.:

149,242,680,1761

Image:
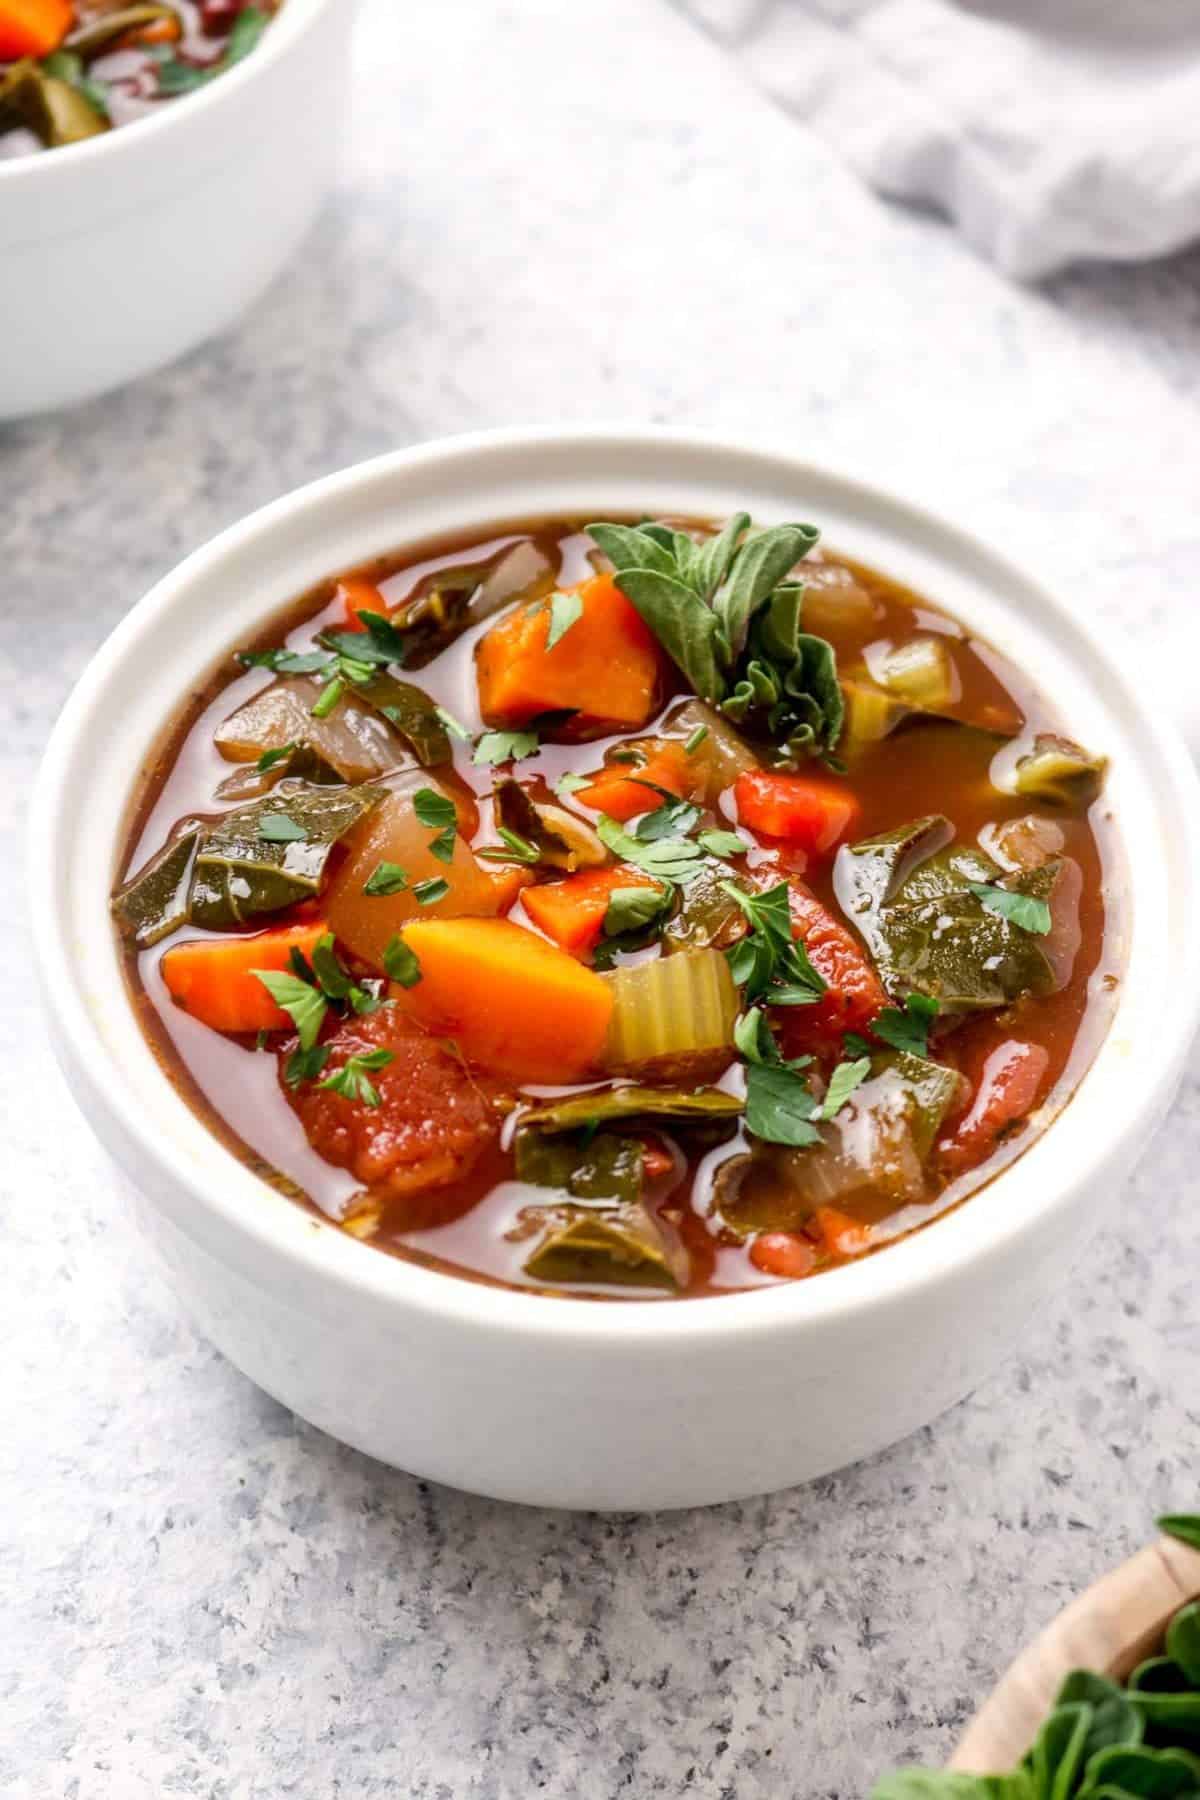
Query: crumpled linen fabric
674,0,1200,278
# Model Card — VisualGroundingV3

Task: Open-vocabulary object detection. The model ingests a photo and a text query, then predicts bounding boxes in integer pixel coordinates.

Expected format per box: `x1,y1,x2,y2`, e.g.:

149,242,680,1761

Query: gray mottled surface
3,1,1200,1795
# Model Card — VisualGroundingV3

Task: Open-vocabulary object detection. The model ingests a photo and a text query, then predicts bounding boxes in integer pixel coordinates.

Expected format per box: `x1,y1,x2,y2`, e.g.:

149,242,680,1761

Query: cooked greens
588,516,842,762
835,818,1058,1009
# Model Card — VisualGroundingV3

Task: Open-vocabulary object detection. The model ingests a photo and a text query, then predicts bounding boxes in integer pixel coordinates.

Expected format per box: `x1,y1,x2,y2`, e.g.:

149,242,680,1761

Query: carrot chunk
475,573,663,732
388,918,614,1081
336,575,390,631
522,866,660,955
0,0,71,57
576,740,698,822
810,1207,872,1259
161,921,329,1035
750,1232,817,1280
734,770,861,857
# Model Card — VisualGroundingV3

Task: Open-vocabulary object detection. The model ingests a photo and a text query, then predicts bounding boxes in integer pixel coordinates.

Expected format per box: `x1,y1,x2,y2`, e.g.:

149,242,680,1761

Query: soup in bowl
31,428,1200,1507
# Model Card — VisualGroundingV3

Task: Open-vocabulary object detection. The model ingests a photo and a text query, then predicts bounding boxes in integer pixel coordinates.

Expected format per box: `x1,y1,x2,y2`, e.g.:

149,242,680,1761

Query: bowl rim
0,0,334,183
29,422,1200,1348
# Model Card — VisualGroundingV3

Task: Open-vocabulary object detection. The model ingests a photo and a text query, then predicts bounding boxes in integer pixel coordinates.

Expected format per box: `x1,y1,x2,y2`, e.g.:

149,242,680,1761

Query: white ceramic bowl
0,0,354,419
29,426,1200,1509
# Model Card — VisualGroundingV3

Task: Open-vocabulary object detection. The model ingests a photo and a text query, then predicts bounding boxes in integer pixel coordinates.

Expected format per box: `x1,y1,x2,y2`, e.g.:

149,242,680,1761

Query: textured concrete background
3,1,1199,1794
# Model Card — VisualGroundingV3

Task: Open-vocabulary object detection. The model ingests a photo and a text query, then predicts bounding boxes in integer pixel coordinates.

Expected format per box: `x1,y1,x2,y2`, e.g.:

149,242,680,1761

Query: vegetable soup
112,513,1122,1298
0,2,279,156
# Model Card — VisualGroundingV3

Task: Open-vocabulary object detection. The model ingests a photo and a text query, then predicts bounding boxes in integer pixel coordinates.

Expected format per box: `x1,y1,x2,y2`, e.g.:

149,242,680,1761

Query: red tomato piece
750,1233,817,1280
734,770,861,858
772,880,887,1055
938,1039,1049,1175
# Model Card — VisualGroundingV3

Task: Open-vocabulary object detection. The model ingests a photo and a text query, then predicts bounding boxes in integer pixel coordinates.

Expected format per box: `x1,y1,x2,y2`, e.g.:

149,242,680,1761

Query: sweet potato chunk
475,574,663,733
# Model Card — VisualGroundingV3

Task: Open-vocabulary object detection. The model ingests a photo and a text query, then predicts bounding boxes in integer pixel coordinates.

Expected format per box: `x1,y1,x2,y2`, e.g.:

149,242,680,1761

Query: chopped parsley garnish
744,1065,822,1148
969,881,1052,935
596,814,704,885
871,993,940,1058
603,883,671,938
413,877,450,906
251,969,326,1050
284,1043,330,1089
383,933,422,988
363,862,409,896
544,590,583,651
556,772,588,797
473,728,541,767
722,881,826,1006
238,648,329,676
413,787,458,863
634,796,703,843
821,1056,872,1121
684,724,708,754
317,1048,395,1108
697,828,746,859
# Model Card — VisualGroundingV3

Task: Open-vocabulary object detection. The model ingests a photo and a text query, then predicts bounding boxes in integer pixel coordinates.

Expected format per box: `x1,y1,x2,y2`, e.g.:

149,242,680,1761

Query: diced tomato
937,1038,1049,1174
283,1009,506,1216
734,770,861,858
809,1207,872,1259
750,1232,817,1280
337,576,390,631
638,1137,677,1182
772,879,887,1055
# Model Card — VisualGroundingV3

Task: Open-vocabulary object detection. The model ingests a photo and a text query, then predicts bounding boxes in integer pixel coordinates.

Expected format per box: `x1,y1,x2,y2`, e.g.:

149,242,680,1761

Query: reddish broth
113,517,1123,1299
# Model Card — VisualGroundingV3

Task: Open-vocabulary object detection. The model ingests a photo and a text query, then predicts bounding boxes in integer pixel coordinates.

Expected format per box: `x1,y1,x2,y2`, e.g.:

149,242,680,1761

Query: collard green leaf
521,1197,687,1289
350,672,452,767
0,58,106,145
662,858,749,953
835,820,1056,1009
516,1128,643,1204
1014,733,1107,807
189,784,383,929
1160,1518,1200,1553
517,1084,743,1137
111,828,199,948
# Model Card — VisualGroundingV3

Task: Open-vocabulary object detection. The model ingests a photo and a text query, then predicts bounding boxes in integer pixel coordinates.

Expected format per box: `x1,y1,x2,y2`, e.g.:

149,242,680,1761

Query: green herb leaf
697,828,747,859
257,813,307,844
1160,1515,1200,1552
355,609,410,663
597,814,704,885
635,796,703,843
382,933,421,988
969,881,1052,935
413,786,459,863
251,969,327,1051
317,1047,395,1108
721,880,826,1005
318,629,395,669
872,993,940,1059
364,861,409,896
473,728,541,766
603,883,670,938
545,589,584,650
238,648,330,676
310,933,355,1001
284,1043,330,1088
556,772,589,797
712,521,819,661
413,877,450,906
435,705,471,742
822,1056,872,1120
684,724,709,754
744,1063,822,1147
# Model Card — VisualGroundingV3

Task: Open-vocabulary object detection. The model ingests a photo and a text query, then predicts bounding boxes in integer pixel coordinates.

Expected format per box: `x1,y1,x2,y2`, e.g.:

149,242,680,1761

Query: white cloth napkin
675,0,1200,278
